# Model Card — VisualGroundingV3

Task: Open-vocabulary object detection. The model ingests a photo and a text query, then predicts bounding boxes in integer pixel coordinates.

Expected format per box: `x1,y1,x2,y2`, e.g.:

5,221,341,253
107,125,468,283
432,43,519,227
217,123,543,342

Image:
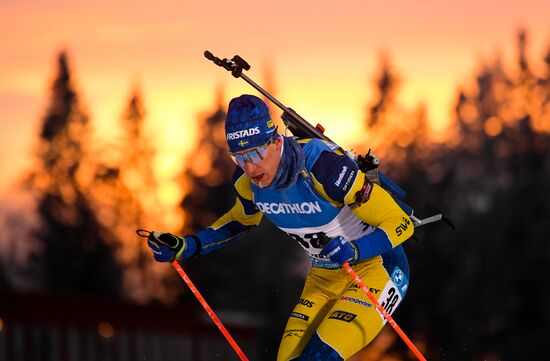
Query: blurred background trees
1,29,549,360
24,52,123,296
353,29,550,360
86,85,174,303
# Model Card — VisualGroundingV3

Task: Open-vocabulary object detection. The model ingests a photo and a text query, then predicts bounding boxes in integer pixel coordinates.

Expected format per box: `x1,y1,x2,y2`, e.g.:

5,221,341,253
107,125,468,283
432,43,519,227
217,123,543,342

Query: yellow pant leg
313,259,409,359
277,267,347,361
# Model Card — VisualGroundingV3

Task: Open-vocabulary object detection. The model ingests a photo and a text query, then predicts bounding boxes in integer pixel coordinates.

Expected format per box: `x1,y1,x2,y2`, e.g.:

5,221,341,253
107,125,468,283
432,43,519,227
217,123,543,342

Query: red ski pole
136,229,248,360
171,260,249,361
342,262,427,361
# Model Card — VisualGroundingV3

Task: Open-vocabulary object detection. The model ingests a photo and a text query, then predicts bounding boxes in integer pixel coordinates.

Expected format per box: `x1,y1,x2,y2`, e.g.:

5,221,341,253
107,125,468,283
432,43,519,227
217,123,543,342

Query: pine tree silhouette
27,52,122,296
180,89,235,232
352,31,550,360
366,54,400,129
398,30,550,360
359,54,432,179
86,85,174,302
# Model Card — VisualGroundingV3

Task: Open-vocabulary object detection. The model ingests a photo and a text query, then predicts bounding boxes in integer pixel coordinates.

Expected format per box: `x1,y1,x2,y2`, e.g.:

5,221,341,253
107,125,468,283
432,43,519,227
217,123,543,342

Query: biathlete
146,94,414,360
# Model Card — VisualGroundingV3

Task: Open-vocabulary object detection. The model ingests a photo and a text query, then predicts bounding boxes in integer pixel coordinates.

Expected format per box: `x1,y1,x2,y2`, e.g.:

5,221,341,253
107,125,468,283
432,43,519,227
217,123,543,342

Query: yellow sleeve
349,171,414,247
211,197,263,229
194,169,262,255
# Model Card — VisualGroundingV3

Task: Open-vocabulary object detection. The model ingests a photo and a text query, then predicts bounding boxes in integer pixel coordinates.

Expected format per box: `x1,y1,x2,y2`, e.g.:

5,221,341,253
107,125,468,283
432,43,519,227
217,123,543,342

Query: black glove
146,232,188,262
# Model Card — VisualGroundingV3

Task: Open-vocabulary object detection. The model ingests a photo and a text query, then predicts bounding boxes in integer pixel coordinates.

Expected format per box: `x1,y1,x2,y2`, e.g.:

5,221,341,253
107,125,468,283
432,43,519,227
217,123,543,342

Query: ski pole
171,260,249,361
136,229,249,361
342,262,427,361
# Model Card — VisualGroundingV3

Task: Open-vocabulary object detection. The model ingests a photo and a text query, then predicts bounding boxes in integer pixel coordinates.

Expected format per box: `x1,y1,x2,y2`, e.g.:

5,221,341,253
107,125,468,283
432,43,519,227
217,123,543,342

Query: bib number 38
287,232,330,249
377,267,408,321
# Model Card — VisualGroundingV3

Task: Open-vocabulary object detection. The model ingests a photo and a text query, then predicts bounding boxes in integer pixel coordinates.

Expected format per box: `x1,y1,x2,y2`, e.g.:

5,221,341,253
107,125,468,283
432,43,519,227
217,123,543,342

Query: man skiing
146,94,414,360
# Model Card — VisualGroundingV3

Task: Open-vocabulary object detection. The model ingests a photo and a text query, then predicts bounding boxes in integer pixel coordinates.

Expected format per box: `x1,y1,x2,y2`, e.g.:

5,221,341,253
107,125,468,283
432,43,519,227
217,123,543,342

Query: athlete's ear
273,135,283,151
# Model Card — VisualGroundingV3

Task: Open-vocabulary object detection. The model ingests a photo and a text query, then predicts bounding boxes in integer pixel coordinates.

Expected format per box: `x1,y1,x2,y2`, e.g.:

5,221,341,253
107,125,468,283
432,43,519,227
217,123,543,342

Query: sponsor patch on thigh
339,296,373,308
290,312,310,321
328,310,357,322
282,328,306,339
391,267,409,296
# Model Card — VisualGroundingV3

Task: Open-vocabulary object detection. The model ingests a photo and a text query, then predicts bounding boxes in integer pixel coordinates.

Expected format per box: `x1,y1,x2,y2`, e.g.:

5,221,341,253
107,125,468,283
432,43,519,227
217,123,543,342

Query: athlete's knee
294,332,344,361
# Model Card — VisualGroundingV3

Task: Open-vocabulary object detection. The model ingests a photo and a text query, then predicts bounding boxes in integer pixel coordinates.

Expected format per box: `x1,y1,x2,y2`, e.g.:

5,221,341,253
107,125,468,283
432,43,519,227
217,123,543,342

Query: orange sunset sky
1,0,549,202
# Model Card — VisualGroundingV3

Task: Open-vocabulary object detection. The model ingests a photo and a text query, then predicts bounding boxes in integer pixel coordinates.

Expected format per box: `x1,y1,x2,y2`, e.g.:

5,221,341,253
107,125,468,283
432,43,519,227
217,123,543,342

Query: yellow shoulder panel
211,198,263,229
234,172,254,201
351,183,414,246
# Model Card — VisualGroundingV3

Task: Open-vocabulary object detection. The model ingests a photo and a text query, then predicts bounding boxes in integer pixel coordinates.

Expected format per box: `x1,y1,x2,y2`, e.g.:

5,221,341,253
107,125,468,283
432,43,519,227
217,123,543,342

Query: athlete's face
236,136,282,187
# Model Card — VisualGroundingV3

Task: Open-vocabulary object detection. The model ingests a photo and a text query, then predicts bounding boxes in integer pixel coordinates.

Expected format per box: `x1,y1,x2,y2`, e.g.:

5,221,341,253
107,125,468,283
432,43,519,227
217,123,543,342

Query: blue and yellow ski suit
184,138,414,360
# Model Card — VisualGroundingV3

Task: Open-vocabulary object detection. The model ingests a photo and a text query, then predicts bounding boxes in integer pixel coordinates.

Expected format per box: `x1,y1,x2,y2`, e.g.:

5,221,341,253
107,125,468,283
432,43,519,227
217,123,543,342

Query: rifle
204,51,451,229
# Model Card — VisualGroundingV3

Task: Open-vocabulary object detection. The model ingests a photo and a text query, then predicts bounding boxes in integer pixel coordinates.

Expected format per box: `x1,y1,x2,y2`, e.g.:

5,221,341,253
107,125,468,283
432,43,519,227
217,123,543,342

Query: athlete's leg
298,248,410,360
277,267,345,361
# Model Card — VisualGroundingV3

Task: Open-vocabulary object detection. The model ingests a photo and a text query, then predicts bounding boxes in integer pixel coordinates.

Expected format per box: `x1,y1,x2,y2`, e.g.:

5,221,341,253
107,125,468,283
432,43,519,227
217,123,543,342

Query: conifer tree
27,52,122,295
88,86,176,302
360,55,431,177
407,30,550,359
180,89,235,232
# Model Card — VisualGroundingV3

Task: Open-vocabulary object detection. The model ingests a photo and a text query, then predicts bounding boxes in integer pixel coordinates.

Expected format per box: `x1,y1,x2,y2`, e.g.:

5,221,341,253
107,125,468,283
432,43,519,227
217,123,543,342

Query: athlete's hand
320,236,359,265
146,232,188,262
